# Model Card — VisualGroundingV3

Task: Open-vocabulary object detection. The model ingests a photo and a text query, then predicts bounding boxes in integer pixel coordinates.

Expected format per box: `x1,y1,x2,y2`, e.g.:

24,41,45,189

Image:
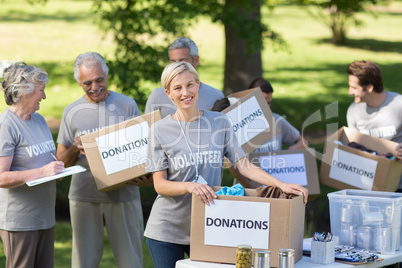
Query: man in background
57,52,146,268
145,37,224,118
346,60,402,187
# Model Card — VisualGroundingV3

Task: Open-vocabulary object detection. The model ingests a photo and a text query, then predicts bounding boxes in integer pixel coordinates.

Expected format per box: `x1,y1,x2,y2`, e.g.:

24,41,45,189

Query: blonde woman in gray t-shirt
145,61,309,268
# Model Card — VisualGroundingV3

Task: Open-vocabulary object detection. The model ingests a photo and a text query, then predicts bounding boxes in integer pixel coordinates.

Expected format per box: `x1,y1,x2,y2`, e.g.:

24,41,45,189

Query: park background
1,0,402,267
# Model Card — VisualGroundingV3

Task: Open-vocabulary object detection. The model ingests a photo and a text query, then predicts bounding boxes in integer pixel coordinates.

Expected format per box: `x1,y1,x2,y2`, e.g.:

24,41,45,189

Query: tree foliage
92,0,285,102
294,0,380,44
25,0,47,4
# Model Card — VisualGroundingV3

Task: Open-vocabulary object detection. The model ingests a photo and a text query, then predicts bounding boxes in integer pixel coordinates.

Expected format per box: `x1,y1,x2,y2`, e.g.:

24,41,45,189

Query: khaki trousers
0,226,54,268
70,200,144,268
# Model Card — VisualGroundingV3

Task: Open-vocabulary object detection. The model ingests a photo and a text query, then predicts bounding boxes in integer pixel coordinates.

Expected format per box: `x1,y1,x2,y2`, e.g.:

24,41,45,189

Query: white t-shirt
144,111,245,245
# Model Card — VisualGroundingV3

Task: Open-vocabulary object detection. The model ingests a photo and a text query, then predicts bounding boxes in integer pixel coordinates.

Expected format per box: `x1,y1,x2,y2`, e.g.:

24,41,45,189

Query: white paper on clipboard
26,165,87,187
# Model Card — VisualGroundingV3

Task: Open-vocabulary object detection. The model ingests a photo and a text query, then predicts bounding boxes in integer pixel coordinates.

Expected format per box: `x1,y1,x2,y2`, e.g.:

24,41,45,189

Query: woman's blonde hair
161,61,199,91
1,62,49,105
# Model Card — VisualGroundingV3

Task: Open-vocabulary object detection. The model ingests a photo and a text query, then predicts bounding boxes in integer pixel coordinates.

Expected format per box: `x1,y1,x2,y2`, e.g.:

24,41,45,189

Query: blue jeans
146,237,190,268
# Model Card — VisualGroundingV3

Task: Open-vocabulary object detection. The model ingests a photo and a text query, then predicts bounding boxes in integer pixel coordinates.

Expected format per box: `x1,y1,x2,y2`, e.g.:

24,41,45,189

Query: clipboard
26,165,87,187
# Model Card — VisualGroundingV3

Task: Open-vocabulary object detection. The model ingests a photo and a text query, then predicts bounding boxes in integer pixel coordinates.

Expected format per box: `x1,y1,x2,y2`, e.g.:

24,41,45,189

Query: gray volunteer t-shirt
347,91,402,189
57,91,141,202
145,82,224,118
347,91,402,143
254,113,300,152
0,109,56,231
144,110,245,245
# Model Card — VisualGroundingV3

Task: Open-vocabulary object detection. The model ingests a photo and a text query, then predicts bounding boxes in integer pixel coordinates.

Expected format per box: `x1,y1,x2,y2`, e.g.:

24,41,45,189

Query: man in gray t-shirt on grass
145,37,224,118
57,52,149,268
346,60,402,187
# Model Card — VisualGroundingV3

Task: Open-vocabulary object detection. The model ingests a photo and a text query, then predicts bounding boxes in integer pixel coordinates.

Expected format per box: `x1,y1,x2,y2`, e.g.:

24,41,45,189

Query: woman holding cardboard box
144,61,308,268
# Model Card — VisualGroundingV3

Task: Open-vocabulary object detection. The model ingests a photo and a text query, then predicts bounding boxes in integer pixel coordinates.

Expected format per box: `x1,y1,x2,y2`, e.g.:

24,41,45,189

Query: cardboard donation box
81,111,161,192
320,127,402,192
221,87,281,155
190,187,305,267
249,148,320,195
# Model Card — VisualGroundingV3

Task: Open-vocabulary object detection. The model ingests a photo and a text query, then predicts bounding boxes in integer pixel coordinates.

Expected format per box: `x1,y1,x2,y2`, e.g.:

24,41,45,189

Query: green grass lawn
1,0,402,267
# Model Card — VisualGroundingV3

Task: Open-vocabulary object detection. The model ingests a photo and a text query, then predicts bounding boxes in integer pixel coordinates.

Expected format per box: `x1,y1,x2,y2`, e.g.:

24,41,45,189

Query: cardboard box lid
249,148,320,195
190,186,305,267
220,87,281,155
80,110,161,192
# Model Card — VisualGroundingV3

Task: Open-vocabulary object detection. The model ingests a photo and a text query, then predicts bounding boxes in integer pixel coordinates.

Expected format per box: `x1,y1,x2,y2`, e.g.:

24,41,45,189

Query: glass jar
236,244,252,268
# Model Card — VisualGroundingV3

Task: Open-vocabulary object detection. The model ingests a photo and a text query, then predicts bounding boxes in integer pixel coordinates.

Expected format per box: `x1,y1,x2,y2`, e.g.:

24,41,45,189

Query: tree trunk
223,0,263,95
330,28,345,44
330,12,346,45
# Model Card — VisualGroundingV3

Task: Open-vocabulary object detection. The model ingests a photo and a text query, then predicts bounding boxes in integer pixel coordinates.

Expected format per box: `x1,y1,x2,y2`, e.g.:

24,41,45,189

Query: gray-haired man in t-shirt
57,52,149,268
145,37,224,118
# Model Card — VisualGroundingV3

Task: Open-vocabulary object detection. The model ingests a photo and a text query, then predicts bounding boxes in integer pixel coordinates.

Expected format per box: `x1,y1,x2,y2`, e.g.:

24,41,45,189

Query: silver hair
161,61,199,91
73,52,109,83
1,62,49,105
168,37,199,60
